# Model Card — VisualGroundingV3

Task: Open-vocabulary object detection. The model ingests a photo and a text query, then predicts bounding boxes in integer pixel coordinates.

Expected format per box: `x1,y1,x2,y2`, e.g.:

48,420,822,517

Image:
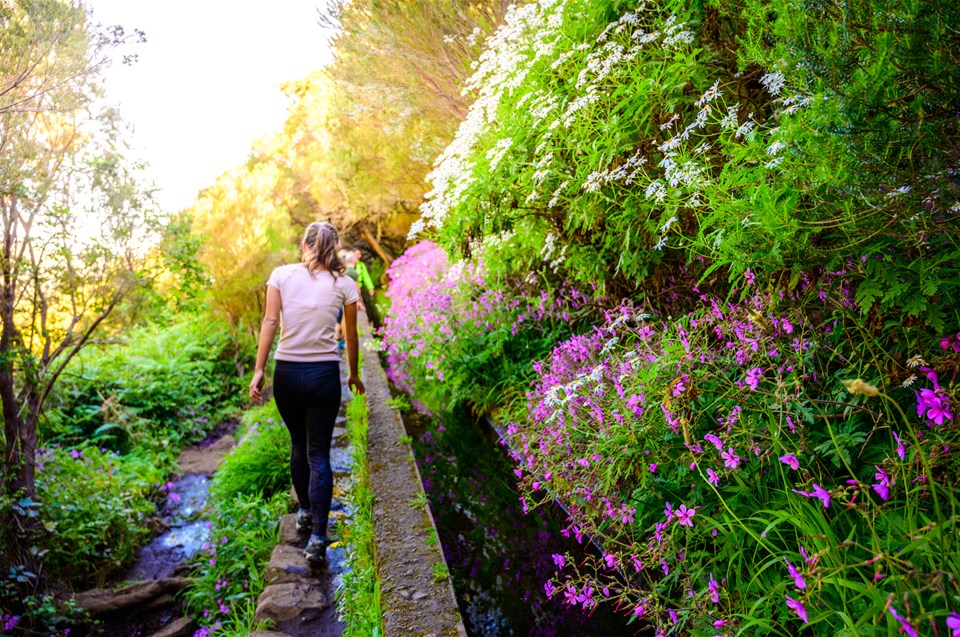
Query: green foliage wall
416,0,960,336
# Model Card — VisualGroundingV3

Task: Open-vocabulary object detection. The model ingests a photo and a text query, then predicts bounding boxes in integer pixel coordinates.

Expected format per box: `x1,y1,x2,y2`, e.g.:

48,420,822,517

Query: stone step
254,581,330,625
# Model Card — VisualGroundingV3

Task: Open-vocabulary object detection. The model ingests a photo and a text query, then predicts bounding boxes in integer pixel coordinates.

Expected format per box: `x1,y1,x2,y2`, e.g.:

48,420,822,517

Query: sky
87,1,334,214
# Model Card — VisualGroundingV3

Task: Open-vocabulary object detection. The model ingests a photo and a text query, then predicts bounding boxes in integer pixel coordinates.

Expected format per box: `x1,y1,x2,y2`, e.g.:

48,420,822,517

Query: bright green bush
414,0,960,336
44,315,244,450
34,444,168,587
209,402,290,502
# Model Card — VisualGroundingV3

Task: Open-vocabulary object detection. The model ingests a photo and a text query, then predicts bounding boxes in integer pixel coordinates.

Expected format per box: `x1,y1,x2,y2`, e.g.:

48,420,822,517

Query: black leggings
272,360,341,537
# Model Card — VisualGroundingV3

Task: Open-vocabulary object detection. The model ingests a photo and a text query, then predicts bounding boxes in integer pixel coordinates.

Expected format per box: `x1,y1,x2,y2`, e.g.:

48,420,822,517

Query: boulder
254,582,328,624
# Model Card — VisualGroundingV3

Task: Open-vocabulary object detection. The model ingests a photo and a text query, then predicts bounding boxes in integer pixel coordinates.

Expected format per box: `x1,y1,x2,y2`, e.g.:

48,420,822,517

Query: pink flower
603,553,617,569
872,466,891,501
946,612,960,636
917,388,953,425
745,367,764,391
721,448,741,470
706,468,720,486
893,430,905,460
779,454,800,470
785,595,808,623
664,501,674,521
675,504,696,527
784,559,806,589
793,484,831,509
704,433,723,450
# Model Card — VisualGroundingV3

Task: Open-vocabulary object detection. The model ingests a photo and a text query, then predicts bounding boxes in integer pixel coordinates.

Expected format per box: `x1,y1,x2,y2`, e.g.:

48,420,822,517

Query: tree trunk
357,222,394,266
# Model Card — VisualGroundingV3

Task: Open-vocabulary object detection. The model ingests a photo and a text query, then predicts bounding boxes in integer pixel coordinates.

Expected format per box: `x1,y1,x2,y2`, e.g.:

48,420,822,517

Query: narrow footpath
71,310,465,637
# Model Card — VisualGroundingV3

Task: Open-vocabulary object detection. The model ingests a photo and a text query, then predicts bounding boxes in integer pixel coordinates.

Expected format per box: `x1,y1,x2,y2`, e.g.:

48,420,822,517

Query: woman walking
249,221,365,564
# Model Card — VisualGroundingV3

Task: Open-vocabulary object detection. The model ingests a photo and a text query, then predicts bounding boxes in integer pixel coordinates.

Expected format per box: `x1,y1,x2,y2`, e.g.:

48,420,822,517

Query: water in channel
406,407,639,637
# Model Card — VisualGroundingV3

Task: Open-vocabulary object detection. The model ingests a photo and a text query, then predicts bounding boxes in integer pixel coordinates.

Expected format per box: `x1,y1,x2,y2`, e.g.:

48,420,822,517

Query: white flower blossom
760,71,786,96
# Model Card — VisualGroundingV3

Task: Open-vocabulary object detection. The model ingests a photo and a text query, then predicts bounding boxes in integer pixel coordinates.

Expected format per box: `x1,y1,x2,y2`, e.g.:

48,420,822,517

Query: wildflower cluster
506,294,959,635
380,240,593,413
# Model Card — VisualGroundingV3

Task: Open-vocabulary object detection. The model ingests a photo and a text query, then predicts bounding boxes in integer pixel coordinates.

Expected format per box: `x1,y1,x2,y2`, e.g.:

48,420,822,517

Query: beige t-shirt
266,264,359,362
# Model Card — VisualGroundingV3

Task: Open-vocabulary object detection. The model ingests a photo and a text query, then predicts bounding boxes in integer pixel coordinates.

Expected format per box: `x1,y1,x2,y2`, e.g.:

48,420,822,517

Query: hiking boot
304,537,329,564
295,510,312,534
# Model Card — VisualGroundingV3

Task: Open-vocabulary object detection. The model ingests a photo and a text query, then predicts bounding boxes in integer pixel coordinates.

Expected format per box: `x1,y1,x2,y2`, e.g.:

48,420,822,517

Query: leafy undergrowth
336,395,384,636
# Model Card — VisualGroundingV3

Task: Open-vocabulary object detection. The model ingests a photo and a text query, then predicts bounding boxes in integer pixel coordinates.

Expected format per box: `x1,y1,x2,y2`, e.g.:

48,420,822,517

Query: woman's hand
250,369,265,403
348,373,365,395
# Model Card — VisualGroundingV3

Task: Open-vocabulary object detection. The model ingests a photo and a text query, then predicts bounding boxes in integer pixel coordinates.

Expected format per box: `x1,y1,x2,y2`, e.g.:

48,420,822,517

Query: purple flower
551,554,566,569
785,595,808,623
707,572,720,603
704,433,724,451
779,454,800,470
576,586,595,609
745,367,764,391
946,612,960,636
872,466,891,501
664,501,674,521
544,581,557,597
888,606,918,637
721,448,741,470
793,484,831,509
675,504,696,527
563,584,578,606
893,430,905,460
784,559,806,589
603,553,617,569
706,468,720,486
917,388,953,425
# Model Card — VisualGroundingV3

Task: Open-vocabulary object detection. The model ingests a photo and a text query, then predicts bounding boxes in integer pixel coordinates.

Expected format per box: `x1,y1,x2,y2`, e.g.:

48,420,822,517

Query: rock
266,544,311,584
254,582,328,624
143,593,177,611
249,632,292,637
74,577,190,617
279,514,302,546
397,588,411,599
412,591,428,601
146,616,193,637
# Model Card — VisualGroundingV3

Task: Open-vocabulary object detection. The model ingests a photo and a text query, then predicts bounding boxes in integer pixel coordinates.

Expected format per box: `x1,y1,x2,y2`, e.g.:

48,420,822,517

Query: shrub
181,492,287,637
209,403,290,503
413,0,960,334
34,444,168,587
44,315,244,451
